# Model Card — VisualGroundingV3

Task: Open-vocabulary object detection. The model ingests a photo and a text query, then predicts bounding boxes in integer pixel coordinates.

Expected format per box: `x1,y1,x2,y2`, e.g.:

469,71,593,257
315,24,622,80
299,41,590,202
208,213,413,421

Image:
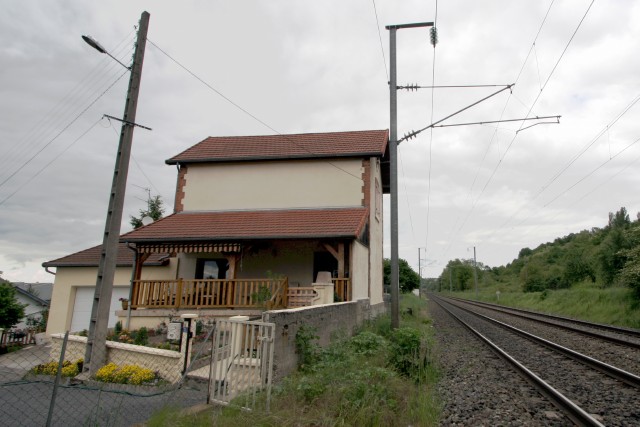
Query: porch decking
130,278,351,310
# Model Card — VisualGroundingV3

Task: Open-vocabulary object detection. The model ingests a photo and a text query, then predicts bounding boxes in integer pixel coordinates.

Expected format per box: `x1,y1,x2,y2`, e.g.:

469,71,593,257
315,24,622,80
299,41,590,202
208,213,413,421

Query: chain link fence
0,318,218,426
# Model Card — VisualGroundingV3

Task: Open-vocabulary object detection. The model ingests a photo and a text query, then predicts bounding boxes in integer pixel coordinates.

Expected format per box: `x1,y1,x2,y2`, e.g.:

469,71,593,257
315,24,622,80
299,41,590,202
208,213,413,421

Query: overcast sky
1,0,639,284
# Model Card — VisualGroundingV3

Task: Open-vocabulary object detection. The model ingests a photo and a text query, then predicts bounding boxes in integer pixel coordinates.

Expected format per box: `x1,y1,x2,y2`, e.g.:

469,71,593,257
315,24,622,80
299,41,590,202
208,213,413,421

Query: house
11,283,51,330
43,129,390,335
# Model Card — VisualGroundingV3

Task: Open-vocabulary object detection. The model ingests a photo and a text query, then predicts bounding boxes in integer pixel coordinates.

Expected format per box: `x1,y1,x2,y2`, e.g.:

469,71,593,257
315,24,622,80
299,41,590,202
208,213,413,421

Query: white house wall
46,260,177,335
351,240,370,301
181,159,364,211
368,157,384,305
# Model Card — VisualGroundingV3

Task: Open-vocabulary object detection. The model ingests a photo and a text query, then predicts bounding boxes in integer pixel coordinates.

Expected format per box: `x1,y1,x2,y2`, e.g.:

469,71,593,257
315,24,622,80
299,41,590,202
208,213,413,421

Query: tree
618,225,640,299
0,283,25,329
383,258,421,293
130,194,165,229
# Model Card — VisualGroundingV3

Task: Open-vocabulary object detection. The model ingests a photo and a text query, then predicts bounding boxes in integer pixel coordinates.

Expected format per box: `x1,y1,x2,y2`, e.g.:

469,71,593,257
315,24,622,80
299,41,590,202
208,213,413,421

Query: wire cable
0,70,129,191
0,33,135,174
0,118,104,206
371,0,389,81
425,0,439,265
147,39,363,182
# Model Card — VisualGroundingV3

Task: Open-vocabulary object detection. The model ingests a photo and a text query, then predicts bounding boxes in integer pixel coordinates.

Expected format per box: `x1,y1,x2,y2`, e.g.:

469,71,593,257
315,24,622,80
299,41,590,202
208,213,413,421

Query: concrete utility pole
84,11,150,375
387,22,433,329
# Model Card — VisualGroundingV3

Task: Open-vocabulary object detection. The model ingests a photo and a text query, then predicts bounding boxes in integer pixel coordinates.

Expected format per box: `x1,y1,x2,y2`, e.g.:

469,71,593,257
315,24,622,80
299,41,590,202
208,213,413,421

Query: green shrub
114,321,122,335
134,327,149,345
295,324,320,371
349,331,388,356
388,327,427,381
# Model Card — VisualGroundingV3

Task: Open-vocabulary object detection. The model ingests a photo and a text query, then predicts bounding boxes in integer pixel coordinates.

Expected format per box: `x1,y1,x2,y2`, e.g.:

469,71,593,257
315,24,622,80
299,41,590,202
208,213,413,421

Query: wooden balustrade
131,278,289,310
130,277,351,310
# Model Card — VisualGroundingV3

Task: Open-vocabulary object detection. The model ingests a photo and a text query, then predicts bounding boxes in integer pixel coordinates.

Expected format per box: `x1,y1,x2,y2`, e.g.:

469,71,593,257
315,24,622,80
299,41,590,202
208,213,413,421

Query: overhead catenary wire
424,0,439,271
493,91,640,234
446,0,592,251
440,0,556,261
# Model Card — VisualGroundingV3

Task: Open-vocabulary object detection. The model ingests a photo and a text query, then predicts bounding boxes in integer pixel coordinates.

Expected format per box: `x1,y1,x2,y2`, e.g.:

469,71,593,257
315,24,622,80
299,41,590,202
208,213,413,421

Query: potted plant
119,298,129,310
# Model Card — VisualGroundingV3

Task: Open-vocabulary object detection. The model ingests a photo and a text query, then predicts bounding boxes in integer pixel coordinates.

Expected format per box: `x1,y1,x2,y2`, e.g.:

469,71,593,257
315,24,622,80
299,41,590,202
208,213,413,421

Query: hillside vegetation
435,207,640,328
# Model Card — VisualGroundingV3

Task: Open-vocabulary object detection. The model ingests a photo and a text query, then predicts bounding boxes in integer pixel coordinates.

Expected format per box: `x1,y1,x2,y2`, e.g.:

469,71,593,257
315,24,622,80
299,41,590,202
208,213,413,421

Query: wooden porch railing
131,278,289,310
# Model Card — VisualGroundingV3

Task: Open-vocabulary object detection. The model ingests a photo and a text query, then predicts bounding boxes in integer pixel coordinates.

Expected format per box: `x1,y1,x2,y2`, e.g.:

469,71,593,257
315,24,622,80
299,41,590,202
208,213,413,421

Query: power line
0,34,135,175
371,0,388,81
106,117,163,199
0,118,104,206
147,39,363,182
494,91,640,233
543,135,640,208
425,0,439,267
451,0,592,242
0,70,129,192
438,0,556,263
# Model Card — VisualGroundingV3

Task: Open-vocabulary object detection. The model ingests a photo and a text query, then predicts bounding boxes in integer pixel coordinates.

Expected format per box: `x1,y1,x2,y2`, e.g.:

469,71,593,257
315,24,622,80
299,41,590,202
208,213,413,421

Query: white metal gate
208,318,276,410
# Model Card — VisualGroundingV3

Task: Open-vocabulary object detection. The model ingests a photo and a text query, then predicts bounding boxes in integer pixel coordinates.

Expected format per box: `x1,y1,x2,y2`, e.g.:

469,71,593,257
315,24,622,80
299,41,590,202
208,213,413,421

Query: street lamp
81,35,131,70
82,11,150,375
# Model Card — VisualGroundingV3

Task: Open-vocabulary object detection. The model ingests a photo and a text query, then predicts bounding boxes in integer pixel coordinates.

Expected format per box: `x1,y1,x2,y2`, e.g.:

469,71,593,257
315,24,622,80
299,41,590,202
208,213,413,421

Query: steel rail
446,295,640,348
433,297,605,427
435,296,640,388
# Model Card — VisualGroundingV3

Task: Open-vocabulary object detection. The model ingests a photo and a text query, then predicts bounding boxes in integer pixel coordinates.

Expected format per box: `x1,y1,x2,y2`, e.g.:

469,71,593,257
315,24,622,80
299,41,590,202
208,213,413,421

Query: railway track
447,296,640,348
430,294,640,426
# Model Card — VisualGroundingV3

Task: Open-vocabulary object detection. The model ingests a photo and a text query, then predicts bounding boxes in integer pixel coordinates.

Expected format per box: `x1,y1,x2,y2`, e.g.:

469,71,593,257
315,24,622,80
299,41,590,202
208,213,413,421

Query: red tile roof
42,243,169,268
120,207,369,243
166,130,388,164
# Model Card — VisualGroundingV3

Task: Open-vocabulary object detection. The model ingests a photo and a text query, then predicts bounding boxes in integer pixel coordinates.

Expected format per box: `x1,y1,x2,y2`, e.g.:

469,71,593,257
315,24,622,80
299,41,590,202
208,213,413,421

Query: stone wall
261,299,387,382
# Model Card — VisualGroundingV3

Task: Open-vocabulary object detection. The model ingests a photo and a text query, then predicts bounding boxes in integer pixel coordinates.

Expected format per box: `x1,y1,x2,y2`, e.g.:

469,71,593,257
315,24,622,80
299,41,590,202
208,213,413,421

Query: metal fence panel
208,318,275,411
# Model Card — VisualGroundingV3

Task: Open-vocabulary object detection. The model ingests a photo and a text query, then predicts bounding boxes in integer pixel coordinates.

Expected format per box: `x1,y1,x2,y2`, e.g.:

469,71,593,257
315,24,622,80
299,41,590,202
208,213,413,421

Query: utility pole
84,11,150,375
449,267,452,292
387,21,434,329
473,246,478,299
418,248,422,279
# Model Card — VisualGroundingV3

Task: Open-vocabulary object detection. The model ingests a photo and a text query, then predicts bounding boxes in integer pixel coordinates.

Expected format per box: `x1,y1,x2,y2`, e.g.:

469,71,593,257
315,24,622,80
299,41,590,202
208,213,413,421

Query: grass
146,293,441,426
446,280,640,329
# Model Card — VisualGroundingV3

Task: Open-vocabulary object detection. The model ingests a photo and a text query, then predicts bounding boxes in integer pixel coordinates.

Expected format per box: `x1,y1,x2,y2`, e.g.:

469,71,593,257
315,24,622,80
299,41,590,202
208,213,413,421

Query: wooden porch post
130,252,150,307
225,253,238,279
323,242,345,278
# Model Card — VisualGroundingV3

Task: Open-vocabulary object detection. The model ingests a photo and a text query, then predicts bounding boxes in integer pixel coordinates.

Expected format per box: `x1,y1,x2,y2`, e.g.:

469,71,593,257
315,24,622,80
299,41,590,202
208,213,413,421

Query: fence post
46,330,69,427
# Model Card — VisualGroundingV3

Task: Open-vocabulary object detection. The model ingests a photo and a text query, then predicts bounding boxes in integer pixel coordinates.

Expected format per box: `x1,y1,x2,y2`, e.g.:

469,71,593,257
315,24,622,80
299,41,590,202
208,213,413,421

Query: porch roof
120,207,369,244
42,243,169,268
166,129,389,165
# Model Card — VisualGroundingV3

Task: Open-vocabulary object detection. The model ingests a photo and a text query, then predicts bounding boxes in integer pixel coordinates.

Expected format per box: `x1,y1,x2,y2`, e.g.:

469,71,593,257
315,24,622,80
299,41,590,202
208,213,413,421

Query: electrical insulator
430,27,438,47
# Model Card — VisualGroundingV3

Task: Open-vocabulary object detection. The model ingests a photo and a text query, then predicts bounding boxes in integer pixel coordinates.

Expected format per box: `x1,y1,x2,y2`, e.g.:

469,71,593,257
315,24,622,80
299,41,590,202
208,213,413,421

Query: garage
70,287,129,333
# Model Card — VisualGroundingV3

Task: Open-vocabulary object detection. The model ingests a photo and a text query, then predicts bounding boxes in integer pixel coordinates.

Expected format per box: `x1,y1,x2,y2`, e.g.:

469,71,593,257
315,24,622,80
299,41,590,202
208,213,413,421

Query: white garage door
70,287,130,333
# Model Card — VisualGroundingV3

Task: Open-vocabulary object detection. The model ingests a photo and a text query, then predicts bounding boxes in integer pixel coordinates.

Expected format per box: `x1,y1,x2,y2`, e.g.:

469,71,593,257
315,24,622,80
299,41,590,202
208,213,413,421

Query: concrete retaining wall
262,298,387,382
50,334,183,382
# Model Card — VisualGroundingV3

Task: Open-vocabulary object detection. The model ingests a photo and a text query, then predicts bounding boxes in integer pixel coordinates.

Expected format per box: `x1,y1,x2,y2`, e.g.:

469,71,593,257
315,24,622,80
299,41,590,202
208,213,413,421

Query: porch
130,277,352,310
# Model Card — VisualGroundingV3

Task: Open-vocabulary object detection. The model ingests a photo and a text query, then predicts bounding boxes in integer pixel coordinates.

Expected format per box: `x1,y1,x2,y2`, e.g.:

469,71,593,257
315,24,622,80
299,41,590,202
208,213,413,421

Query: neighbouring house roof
166,129,389,165
13,282,53,302
42,243,170,268
13,285,50,307
120,207,369,243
